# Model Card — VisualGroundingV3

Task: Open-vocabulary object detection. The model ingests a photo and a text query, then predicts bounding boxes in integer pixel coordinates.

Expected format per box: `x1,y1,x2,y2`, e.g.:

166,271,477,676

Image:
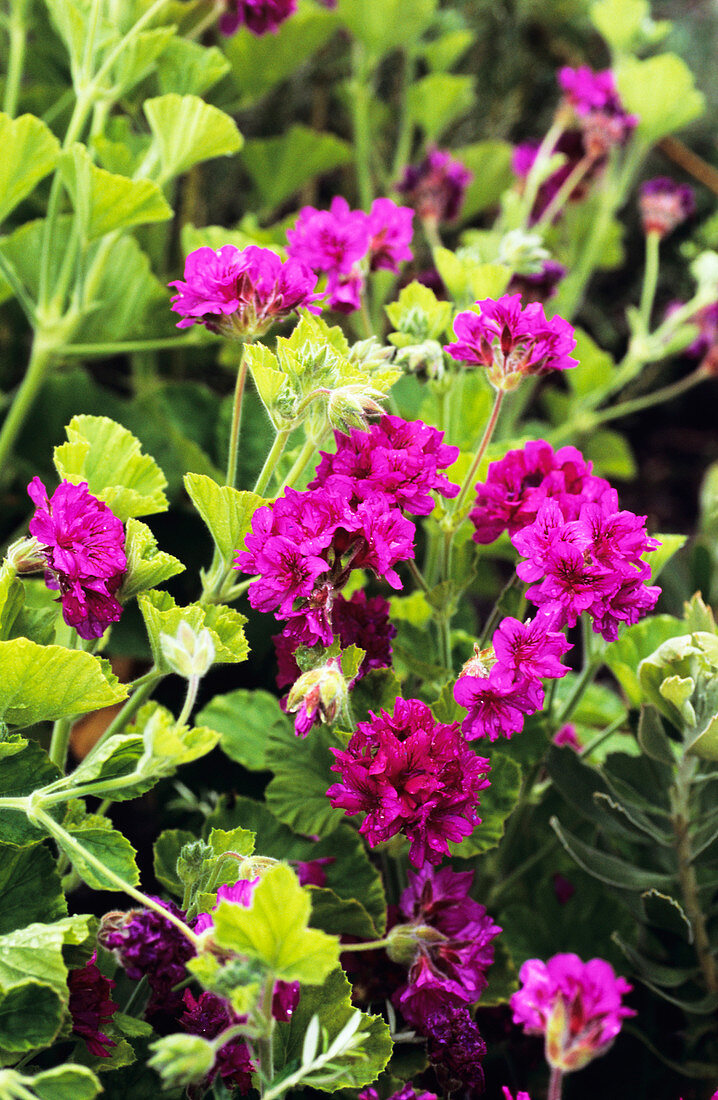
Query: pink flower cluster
639,177,695,238
235,416,457,650
510,953,635,1071
454,611,571,742
445,294,577,390
396,147,473,224
391,865,501,1026
327,698,491,868
219,0,296,36
28,478,126,640
557,66,637,159
286,196,413,313
169,245,320,336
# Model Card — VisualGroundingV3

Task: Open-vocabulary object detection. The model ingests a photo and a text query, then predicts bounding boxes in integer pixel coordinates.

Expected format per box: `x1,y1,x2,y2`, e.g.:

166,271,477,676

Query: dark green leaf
450,752,521,857
0,981,64,1051
641,889,692,941
0,737,61,845
154,829,197,897
241,126,352,213
0,843,66,933
550,816,675,891
198,688,288,771
265,723,346,838
59,812,140,892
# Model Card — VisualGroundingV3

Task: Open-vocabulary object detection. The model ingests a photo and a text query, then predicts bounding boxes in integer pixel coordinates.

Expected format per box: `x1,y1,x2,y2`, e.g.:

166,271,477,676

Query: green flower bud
159,621,215,679
148,1033,215,1088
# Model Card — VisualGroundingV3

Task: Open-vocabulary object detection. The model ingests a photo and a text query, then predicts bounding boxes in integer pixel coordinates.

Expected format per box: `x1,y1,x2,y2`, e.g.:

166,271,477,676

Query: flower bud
461,644,496,679
148,1033,216,1088
285,657,347,736
160,621,215,679
385,921,447,966
497,229,551,275
394,340,445,380
327,384,385,433
5,536,47,574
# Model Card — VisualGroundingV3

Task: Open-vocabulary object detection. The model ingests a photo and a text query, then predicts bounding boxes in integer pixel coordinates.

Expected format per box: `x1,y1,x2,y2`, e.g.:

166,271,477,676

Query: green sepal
385,281,453,346
54,415,168,521
184,472,265,565
138,591,248,668
0,736,60,845
154,829,197,897
119,518,184,602
212,863,340,983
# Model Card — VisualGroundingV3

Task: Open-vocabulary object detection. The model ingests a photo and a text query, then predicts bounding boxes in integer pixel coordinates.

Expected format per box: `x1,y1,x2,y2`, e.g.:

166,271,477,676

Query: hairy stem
548,1066,564,1100
672,753,718,993
253,429,291,497
226,345,249,488
0,336,55,480
639,229,661,330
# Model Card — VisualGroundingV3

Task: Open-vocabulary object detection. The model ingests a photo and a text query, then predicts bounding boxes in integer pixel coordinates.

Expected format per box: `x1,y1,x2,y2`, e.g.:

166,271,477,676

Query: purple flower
194,879,258,935
639,177,695,238
445,294,577,390
492,612,572,686
272,980,300,1021
294,856,335,887
28,477,126,640
424,1005,487,1092
181,990,255,1093
391,865,501,1026
396,147,473,224
666,299,718,364
327,698,491,868
553,723,580,751
509,259,566,304
360,1087,437,1100
454,665,543,742
503,1090,532,1100
552,871,576,903
367,198,414,273
286,196,370,312
510,953,635,1072
219,0,297,36
68,952,118,1058
557,66,637,158
99,899,195,1022
169,245,320,336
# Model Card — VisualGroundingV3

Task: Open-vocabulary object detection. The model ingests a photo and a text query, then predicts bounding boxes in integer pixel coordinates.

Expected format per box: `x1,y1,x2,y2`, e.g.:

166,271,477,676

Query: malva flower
389,864,501,1026
219,0,297,36
181,990,255,1093
510,953,635,1072
557,66,637,158
639,178,695,238
360,1086,436,1100
327,698,491,868
424,1004,487,1092
68,952,118,1058
286,196,370,313
444,294,577,391
169,244,320,336
367,198,414,273
502,1090,532,1100
513,131,601,225
396,147,473,224
27,477,126,640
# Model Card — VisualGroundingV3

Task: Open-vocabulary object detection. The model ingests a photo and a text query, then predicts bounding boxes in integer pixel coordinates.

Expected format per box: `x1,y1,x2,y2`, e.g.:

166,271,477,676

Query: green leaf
454,141,514,221
433,248,510,307
0,981,64,1051
385,281,453,345
546,745,640,837
0,113,60,226
213,862,340,983
583,430,636,480
590,0,653,53
265,723,346,838
143,94,243,182
644,534,687,581
138,591,248,668
637,706,676,765
59,811,140,891
479,937,518,1006
119,518,185,602
0,737,60,845
566,327,615,399
274,967,392,1089
59,144,172,240
641,889,692,941
422,29,473,71
29,1065,102,1100
550,816,675,891
198,688,290,771
156,37,231,96
449,752,521,857
0,561,23,641
0,915,90,996
0,639,127,726
616,54,705,144
0,843,67,934
337,0,436,53
129,701,221,775
243,343,288,427
406,74,474,143
67,732,145,790
111,25,176,95
184,473,265,565
240,126,352,214
154,828,197,897
604,615,685,706
54,415,168,521
350,668,402,726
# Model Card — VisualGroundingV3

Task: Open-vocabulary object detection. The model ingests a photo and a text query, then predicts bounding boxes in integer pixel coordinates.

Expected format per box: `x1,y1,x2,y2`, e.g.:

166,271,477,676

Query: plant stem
351,42,374,210
49,717,73,773
534,153,596,229
257,980,276,1092
226,345,248,488
639,229,661,330
518,115,566,227
83,674,162,763
0,335,55,479
590,366,707,427
339,936,393,952
407,558,430,593
548,1067,564,1100
672,752,718,993
452,388,505,521
0,250,37,325
279,438,317,492
253,429,291,496
422,217,443,253
555,656,599,726
58,335,200,357
390,49,416,179
3,0,29,117
177,674,200,728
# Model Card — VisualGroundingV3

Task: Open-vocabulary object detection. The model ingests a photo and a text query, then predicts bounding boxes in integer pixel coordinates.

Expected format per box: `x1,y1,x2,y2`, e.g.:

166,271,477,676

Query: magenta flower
558,66,621,116
367,197,414,273
360,1087,436,1100
68,953,118,1058
554,723,580,751
510,953,635,1072
639,177,695,238
445,294,577,390
194,879,258,935
169,245,320,336
27,477,126,640
513,131,598,224
454,664,543,742
390,865,501,1026
667,299,718,364
219,0,297,36
492,612,572,687
397,147,472,224
424,1005,487,1092
181,990,255,1092
286,196,370,312
327,698,491,868
502,1090,532,1100
294,856,335,887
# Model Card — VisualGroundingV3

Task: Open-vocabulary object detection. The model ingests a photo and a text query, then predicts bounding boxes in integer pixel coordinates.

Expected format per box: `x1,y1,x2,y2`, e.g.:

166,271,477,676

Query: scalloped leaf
184,473,265,564
198,688,291,771
0,736,60,845
58,811,140,892
156,38,230,97
0,112,60,226
449,751,521,857
616,53,705,144
265,722,346,838
0,639,127,726
59,144,172,240
22,1065,102,1100
406,73,474,143
143,94,243,182
54,415,168,520
240,125,352,213
0,843,67,934
0,981,64,1051
119,518,185,601
138,591,248,668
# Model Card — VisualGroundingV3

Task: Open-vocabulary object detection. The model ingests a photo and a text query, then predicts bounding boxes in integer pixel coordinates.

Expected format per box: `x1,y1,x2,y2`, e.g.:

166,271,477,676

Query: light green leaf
243,343,288,427
75,232,166,345
59,811,140,891
240,126,352,214
583,429,636,480
604,615,685,706
67,733,145,790
28,1065,102,1100
265,723,346,838
184,473,265,565
566,327,615,399
449,752,521,857
119,518,185,602
0,915,91,995
616,54,705,144
54,414,168,520
59,144,172,239
274,967,392,1089
406,74,474,143
148,1033,215,1090
138,591,248,668
198,688,291,771
130,701,221,773
455,141,514,222
433,248,510,307
591,0,653,52
337,0,436,53
0,639,127,726
0,843,67,934
111,25,176,95
43,0,91,69
156,38,231,96
0,113,60,226
644,533,687,581
385,281,453,345
143,94,243,182
422,29,473,71
0,561,23,641
213,863,340,983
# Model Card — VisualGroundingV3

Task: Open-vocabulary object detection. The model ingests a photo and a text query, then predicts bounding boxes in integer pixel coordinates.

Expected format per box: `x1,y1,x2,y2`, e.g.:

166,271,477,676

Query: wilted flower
510,953,635,1072
27,477,126,640
396,147,473,224
285,655,348,736
639,178,695,238
219,0,297,36
169,245,320,336
180,990,254,1093
445,294,577,390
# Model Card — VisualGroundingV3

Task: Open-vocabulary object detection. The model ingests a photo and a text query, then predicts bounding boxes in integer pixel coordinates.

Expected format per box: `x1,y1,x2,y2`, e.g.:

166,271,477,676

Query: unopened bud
348,337,397,368
327,384,385,432
160,621,215,678
691,252,718,299
386,922,447,966
394,340,445,380
148,1034,215,1089
461,643,496,679
498,229,550,275
6,536,47,574
286,658,347,737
